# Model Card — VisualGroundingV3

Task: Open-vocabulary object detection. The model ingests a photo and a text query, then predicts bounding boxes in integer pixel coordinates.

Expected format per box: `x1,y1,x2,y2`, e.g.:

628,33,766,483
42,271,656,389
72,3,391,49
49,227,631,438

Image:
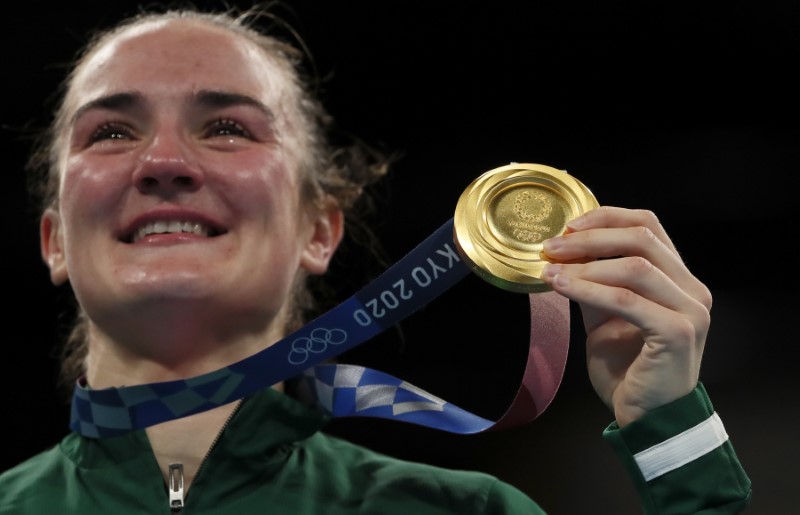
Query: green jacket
0,383,750,514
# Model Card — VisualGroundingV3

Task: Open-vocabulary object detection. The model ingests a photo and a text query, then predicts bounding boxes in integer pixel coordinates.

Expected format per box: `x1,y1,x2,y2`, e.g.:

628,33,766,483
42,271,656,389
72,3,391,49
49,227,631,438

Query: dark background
2,1,798,513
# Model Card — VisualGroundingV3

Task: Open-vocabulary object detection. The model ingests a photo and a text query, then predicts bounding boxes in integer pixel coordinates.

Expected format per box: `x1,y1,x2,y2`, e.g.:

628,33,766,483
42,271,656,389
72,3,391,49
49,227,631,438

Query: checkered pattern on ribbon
71,367,247,438
298,364,494,434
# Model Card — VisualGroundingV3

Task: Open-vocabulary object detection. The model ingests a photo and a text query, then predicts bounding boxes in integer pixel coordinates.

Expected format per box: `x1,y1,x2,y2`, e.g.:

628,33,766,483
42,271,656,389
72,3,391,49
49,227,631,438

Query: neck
84,305,288,388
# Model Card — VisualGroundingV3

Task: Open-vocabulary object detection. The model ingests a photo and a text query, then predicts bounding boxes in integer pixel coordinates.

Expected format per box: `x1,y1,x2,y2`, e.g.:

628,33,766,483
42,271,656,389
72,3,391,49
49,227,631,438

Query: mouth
123,220,226,243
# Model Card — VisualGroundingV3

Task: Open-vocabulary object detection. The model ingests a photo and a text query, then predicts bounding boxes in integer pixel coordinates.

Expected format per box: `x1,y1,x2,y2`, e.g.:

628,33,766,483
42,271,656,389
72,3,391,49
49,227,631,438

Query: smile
130,220,222,243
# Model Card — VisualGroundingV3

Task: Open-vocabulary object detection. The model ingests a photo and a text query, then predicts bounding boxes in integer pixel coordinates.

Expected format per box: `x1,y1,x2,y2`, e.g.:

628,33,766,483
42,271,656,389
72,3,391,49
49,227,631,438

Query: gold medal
454,163,599,293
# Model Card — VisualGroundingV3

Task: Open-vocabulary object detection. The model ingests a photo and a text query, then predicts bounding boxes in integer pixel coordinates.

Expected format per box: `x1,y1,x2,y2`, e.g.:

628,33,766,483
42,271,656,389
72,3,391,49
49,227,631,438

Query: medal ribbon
70,218,569,438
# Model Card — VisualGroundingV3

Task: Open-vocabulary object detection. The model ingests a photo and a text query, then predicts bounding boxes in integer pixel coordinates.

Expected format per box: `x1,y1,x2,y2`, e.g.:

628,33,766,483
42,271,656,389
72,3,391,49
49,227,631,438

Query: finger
566,206,680,256
543,257,697,316
543,226,712,311
543,270,709,349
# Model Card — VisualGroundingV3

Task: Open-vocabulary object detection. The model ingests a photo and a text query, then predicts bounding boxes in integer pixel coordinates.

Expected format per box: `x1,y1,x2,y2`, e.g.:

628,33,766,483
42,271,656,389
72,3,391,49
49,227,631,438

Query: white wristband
634,412,729,481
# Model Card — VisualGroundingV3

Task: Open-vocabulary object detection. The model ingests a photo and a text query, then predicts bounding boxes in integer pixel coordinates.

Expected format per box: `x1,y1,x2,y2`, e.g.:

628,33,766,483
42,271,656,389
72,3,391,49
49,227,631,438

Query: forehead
66,19,293,114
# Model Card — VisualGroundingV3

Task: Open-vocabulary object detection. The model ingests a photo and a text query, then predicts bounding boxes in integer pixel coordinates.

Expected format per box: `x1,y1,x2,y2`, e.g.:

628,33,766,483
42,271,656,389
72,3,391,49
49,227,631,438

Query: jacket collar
61,387,329,469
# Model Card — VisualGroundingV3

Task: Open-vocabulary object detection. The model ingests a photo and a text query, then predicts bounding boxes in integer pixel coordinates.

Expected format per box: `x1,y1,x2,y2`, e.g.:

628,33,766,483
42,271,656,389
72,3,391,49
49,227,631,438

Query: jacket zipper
168,463,185,511
166,399,244,513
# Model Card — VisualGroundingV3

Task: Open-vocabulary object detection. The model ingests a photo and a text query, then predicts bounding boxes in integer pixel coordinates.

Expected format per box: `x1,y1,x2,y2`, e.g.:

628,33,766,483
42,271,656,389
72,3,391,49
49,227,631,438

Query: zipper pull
168,463,185,511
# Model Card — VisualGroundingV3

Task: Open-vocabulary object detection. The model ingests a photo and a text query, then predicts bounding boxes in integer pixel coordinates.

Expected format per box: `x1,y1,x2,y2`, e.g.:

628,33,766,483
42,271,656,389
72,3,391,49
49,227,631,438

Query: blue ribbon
71,218,489,438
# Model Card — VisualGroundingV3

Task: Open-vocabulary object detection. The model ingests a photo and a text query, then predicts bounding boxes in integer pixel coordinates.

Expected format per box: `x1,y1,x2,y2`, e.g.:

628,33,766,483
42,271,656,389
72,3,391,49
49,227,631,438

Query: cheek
59,158,125,211
59,156,128,227
219,153,302,222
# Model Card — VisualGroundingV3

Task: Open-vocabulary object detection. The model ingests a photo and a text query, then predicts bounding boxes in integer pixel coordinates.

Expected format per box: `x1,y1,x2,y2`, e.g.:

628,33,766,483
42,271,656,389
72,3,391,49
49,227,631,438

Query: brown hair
26,4,390,397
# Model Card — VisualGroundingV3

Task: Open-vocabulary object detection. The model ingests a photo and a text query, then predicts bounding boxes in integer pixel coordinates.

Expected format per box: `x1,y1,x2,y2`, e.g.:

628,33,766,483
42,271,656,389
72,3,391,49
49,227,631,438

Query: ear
40,208,69,286
300,201,344,275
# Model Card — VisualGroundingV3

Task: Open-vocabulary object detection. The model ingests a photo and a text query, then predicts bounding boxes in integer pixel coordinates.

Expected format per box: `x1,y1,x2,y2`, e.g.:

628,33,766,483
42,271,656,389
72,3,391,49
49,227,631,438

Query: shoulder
300,431,544,514
0,437,74,514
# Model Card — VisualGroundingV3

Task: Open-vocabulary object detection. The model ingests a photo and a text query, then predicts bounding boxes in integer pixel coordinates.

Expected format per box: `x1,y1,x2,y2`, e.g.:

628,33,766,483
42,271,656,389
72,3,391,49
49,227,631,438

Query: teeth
133,220,211,242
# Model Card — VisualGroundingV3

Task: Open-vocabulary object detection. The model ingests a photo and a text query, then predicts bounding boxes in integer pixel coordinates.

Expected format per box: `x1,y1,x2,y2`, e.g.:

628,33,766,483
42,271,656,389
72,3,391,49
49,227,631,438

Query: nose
133,132,204,194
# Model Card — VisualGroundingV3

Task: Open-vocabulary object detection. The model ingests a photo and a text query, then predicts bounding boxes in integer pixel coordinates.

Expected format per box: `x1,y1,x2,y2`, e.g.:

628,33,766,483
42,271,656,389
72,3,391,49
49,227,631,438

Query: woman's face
41,19,340,344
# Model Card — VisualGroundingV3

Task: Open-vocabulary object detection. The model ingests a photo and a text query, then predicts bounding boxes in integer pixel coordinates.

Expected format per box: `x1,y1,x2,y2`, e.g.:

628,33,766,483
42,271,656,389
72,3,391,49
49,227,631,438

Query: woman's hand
541,206,712,427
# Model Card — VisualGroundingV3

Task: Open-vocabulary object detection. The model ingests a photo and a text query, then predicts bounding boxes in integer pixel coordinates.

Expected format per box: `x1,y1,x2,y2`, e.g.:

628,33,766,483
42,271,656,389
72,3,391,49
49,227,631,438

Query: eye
90,122,135,143
204,118,252,139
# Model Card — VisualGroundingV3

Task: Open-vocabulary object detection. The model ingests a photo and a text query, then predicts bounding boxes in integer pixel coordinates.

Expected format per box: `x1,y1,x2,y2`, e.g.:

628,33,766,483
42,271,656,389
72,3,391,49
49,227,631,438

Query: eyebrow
71,91,144,124
193,90,274,121
70,89,274,125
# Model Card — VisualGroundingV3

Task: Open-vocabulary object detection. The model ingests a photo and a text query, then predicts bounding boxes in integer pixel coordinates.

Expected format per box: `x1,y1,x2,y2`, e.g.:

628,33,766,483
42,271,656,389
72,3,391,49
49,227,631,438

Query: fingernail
554,273,570,288
567,216,585,230
542,263,561,279
543,236,563,253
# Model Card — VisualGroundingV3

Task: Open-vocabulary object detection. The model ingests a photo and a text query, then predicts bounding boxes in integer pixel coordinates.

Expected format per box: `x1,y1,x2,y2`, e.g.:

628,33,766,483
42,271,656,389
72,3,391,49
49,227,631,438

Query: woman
0,6,750,514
